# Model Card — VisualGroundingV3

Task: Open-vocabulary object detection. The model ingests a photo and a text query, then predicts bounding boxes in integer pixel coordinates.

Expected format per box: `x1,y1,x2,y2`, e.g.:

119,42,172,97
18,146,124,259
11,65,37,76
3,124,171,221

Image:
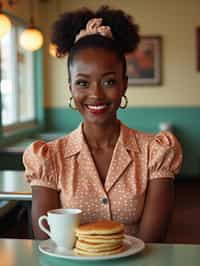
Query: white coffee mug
38,208,82,250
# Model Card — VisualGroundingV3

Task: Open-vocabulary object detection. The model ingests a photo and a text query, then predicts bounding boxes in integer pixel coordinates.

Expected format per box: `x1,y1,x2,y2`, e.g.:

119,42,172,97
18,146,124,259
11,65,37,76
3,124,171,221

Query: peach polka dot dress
23,122,182,235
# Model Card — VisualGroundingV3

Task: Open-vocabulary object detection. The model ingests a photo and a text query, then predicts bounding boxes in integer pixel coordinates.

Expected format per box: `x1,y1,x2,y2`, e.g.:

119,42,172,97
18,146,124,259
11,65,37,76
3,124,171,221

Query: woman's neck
82,120,120,150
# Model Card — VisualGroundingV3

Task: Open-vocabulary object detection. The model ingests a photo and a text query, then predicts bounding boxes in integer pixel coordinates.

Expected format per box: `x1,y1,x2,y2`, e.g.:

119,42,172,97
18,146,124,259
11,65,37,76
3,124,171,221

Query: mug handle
38,215,52,238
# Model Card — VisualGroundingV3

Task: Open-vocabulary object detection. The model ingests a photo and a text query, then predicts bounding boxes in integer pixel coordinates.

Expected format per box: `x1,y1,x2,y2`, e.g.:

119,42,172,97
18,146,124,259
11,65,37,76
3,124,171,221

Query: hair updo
51,6,140,80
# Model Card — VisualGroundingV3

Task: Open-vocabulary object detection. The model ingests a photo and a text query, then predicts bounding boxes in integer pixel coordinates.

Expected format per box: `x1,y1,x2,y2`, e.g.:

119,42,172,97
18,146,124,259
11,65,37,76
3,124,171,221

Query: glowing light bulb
19,28,43,51
0,13,11,38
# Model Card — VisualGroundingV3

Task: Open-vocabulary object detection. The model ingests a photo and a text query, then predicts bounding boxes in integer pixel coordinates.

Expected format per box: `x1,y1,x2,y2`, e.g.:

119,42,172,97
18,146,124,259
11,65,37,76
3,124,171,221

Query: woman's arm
31,186,60,239
137,178,174,242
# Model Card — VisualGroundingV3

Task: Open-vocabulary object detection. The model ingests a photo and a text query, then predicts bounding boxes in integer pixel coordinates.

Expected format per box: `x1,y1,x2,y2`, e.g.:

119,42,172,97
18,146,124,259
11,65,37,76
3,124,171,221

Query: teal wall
45,107,200,178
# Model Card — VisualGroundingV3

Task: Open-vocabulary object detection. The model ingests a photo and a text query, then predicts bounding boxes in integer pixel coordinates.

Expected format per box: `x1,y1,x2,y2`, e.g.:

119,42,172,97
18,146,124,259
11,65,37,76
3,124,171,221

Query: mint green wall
45,107,200,178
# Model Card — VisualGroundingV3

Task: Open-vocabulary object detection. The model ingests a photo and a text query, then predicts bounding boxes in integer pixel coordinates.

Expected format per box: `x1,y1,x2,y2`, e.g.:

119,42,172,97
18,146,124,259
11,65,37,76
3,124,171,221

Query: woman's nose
91,83,104,98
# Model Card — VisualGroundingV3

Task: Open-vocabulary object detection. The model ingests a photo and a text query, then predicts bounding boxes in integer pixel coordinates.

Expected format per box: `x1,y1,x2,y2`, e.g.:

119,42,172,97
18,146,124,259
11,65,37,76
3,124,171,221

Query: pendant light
49,0,61,57
19,0,43,51
0,1,11,38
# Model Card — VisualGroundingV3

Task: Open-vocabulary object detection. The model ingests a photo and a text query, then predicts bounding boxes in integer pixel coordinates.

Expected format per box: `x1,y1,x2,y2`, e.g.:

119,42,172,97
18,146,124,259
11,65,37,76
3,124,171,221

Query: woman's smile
86,103,110,114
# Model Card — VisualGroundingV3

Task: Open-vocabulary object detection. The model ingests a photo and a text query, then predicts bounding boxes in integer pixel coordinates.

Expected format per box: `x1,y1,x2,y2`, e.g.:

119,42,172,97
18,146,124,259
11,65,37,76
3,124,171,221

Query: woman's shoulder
121,123,153,147
52,125,82,148
121,122,181,152
134,129,178,146
122,124,183,178
23,126,80,159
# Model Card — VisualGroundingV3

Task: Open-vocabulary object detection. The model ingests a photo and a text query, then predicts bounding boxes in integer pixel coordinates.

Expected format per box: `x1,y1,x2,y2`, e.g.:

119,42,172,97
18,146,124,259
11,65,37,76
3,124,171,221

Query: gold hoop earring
68,96,77,110
120,95,128,109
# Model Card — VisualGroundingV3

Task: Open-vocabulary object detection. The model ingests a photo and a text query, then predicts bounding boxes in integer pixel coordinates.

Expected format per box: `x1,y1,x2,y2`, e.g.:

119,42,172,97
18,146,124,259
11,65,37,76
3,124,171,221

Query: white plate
38,235,145,261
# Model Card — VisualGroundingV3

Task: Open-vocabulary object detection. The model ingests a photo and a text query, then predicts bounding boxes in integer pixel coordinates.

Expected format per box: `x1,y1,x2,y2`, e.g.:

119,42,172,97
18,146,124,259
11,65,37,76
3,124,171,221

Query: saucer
39,235,145,261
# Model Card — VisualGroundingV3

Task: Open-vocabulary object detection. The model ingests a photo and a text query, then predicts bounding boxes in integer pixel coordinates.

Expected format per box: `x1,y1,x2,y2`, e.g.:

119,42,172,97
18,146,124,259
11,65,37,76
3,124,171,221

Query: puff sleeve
23,140,58,190
148,131,183,180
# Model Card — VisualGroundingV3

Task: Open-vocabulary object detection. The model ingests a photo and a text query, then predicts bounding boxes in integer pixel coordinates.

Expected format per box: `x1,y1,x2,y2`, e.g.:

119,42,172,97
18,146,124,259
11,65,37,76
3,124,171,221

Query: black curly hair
51,6,140,80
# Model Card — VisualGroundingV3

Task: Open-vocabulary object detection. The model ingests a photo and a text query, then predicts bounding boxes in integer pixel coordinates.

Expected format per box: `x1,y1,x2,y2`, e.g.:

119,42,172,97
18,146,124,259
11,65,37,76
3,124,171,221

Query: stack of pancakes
74,220,125,256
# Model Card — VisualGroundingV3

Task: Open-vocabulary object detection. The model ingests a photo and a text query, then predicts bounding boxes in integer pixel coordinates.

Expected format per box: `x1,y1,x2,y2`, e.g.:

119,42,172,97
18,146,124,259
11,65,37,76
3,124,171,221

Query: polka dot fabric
23,122,182,235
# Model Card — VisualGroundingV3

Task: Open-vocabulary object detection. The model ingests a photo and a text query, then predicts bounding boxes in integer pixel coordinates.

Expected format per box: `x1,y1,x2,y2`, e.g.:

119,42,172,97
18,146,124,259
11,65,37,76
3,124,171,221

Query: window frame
0,11,44,145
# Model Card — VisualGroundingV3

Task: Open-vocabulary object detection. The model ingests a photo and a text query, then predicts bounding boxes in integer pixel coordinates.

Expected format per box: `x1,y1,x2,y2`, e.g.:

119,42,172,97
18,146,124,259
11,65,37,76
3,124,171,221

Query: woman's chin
84,115,117,127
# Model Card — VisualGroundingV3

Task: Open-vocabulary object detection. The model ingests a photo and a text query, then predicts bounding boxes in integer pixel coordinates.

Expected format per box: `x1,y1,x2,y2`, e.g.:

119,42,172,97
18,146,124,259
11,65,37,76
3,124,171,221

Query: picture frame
196,27,200,71
126,36,162,85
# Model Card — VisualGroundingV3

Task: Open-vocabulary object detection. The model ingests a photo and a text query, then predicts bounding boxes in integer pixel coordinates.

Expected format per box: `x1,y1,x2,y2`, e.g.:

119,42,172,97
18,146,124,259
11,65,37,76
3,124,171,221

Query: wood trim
3,121,38,134
196,27,200,71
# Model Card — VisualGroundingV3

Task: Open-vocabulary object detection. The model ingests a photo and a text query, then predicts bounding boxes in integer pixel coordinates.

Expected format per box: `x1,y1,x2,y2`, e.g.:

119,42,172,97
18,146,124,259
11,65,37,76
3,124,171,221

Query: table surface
0,132,65,154
0,239,199,266
0,171,31,201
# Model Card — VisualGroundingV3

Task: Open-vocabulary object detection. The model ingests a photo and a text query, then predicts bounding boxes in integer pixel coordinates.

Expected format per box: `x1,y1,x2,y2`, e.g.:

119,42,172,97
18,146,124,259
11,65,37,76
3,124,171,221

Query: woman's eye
75,80,89,87
103,79,116,87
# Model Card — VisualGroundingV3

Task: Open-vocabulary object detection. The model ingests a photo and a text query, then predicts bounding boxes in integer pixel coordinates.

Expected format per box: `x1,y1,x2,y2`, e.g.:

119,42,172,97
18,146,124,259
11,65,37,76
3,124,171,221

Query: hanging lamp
49,0,60,57
0,1,11,38
19,0,43,51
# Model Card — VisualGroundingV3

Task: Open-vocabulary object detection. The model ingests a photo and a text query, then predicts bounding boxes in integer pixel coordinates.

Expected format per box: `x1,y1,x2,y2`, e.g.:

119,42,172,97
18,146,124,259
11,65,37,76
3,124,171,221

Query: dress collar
63,121,140,158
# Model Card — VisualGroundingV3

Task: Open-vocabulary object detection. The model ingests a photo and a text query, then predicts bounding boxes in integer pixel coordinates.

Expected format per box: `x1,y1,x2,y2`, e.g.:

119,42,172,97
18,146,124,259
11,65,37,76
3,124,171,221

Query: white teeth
87,105,107,110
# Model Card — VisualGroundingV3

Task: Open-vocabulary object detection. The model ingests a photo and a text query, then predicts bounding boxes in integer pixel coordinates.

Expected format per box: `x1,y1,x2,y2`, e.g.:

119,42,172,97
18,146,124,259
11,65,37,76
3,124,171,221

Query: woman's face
69,48,127,126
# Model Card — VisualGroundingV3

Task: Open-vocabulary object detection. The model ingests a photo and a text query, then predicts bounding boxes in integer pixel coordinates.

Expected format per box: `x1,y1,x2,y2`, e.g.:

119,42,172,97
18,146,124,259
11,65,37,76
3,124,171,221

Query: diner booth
0,0,200,265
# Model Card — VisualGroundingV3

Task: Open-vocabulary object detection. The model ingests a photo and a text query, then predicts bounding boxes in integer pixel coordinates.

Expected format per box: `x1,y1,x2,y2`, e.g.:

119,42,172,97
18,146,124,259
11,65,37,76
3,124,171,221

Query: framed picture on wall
126,36,162,85
196,27,200,71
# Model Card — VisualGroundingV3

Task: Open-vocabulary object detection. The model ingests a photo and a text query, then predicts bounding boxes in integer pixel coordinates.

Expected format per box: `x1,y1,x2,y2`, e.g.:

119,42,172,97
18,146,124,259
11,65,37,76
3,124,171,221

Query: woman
23,6,182,242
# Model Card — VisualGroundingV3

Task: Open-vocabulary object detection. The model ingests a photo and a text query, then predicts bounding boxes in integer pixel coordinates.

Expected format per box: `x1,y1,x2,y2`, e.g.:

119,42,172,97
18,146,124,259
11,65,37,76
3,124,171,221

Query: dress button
102,197,108,204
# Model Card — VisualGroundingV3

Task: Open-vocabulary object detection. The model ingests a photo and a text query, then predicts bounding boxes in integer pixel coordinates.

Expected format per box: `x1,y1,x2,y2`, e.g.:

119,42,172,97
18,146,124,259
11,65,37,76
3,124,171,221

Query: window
0,17,38,133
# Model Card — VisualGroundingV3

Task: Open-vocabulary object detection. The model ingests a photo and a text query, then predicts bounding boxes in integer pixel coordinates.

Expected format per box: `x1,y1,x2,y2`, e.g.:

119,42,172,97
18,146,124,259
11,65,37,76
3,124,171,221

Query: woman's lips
86,104,109,114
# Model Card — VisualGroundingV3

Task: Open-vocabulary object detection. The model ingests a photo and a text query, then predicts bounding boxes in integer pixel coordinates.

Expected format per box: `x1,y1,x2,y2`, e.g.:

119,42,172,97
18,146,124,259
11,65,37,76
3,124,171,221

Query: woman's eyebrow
102,71,116,77
75,72,116,78
75,73,90,78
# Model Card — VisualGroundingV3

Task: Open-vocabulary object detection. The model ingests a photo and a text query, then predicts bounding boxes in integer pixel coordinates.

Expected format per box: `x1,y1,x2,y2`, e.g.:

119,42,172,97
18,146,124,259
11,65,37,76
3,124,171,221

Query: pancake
74,245,124,256
76,239,122,251
74,220,125,256
76,220,124,235
76,240,123,250
78,236,123,244
76,232,124,239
